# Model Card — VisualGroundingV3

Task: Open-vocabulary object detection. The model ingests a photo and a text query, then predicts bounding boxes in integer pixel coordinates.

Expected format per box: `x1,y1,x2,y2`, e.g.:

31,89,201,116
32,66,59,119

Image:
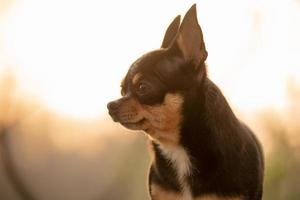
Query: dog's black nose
107,100,121,111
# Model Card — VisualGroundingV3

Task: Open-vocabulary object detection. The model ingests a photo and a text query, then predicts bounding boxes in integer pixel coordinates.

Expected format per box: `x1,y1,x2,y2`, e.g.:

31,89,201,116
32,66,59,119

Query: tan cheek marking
132,73,142,85
150,184,182,200
142,93,183,145
195,195,243,200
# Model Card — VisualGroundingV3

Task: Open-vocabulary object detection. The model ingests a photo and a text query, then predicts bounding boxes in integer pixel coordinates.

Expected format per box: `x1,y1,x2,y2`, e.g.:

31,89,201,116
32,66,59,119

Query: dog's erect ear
171,4,207,67
161,15,181,48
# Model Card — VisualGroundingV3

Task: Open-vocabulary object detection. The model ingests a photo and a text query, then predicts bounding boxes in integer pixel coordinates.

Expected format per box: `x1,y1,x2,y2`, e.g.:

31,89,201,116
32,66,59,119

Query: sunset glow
2,0,300,118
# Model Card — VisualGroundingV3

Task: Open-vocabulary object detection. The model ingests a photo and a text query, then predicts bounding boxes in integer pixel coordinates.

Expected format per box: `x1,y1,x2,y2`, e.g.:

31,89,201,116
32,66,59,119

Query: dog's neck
151,77,244,175
180,78,245,170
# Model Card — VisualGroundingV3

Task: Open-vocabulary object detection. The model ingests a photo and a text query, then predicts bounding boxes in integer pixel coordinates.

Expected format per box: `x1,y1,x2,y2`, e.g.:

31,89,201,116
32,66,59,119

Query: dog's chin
120,118,146,131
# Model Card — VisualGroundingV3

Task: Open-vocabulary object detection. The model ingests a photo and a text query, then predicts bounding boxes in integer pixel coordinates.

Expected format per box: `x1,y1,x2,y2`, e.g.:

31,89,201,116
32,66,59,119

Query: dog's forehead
127,49,181,82
129,50,166,73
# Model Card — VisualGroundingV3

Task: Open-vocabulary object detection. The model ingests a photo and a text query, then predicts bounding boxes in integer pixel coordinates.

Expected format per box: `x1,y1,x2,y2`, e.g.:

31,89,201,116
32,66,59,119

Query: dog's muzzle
107,99,122,122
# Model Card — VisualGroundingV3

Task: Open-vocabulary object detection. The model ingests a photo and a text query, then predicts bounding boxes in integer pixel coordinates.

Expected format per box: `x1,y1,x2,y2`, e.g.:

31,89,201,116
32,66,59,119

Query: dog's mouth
120,118,145,126
109,112,144,125
120,118,146,130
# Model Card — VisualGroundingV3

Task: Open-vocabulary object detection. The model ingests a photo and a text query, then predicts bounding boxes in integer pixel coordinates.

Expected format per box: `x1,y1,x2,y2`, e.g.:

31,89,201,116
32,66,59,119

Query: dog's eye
137,83,149,95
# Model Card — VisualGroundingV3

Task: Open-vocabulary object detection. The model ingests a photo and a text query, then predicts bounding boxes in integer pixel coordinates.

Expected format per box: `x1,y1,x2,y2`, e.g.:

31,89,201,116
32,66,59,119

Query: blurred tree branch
0,127,37,200
0,70,37,200
261,79,300,200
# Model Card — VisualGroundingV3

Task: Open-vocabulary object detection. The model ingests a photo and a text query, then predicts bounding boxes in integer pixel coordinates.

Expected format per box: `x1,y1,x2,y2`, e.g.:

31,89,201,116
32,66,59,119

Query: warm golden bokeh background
0,0,300,199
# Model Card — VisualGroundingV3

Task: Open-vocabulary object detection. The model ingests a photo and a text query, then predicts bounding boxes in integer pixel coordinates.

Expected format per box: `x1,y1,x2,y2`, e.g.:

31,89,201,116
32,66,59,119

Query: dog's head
107,4,207,145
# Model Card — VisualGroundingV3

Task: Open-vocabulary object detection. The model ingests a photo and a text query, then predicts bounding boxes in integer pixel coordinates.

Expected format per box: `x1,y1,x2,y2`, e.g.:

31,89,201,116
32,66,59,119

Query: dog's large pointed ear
171,4,207,67
161,15,181,48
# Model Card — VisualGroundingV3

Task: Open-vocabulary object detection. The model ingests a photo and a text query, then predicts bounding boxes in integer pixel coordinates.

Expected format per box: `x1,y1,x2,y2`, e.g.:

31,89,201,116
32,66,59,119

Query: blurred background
0,0,300,199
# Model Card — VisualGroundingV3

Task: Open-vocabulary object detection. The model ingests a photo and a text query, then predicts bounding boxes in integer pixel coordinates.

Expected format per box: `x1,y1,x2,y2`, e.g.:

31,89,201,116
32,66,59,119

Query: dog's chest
158,145,193,200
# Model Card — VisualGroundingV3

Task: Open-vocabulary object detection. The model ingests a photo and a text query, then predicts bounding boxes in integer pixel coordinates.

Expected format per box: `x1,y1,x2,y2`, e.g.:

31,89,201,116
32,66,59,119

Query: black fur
147,76,264,199
108,4,264,200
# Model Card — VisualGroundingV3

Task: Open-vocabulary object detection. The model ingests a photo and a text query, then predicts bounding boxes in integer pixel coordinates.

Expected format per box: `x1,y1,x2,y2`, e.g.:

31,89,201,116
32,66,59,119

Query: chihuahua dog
107,4,264,200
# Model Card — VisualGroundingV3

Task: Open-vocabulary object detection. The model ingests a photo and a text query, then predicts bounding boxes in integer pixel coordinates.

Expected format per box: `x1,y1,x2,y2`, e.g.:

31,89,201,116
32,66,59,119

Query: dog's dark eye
137,83,149,95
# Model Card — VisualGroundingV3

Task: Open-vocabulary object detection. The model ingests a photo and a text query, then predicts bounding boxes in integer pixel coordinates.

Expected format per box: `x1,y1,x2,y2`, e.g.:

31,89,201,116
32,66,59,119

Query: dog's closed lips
121,118,145,129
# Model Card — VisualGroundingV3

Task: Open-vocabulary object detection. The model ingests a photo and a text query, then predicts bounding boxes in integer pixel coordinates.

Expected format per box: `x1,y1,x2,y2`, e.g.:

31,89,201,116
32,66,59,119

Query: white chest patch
159,144,193,200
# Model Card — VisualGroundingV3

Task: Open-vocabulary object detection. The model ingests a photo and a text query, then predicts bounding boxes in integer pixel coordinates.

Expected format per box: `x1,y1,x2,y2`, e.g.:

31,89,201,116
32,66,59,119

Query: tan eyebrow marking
132,73,142,85
120,77,127,95
120,78,126,88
